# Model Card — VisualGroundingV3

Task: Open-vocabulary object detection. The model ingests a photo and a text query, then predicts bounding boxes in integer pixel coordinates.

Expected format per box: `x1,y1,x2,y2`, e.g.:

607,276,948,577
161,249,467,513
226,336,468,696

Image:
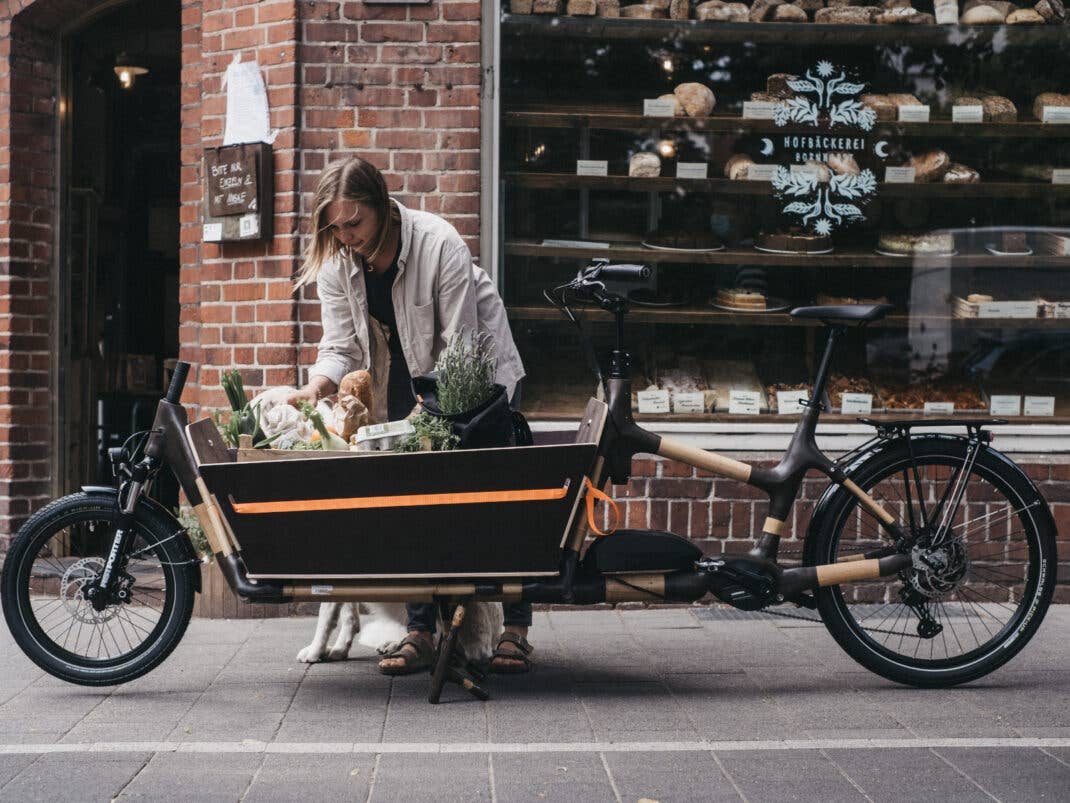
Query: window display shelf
505,106,1070,139
501,13,1069,49
505,240,1070,269
507,172,1070,199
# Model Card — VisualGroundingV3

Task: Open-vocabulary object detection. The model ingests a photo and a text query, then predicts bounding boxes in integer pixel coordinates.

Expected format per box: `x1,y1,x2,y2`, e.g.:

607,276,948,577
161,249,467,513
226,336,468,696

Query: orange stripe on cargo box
228,482,571,515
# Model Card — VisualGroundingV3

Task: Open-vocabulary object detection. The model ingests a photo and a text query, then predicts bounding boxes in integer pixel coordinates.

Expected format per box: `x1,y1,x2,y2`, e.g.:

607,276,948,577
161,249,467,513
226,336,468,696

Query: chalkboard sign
202,143,273,242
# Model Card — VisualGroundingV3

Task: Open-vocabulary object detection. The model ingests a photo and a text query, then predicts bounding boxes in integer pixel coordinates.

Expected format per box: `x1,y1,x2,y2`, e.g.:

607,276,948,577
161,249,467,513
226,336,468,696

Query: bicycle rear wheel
2,492,197,686
807,436,1056,687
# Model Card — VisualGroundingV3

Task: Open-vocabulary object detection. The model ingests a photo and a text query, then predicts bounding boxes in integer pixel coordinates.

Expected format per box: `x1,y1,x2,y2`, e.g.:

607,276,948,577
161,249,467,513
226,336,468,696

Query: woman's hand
288,377,336,408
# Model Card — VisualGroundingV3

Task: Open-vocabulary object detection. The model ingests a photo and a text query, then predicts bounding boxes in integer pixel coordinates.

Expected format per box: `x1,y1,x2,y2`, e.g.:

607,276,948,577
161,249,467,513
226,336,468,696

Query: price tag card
977,300,1039,319
1042,106,1070,124
672,391,706,414
989,395,1022,416
924,401,955,415
202,223,223,242
841,393,874,414
643,98,677,117
1052,169,1070,185
729,390,762,415
747,164,779,182
885,166,917,183
1045,300,1070,318
898,105,931,123
576,160,608,177
637,389,670,414
790,164,822,177
952,105,984,123
1024,396,1056,416
676,162,709,179
742,101,777,120
776,390,809,414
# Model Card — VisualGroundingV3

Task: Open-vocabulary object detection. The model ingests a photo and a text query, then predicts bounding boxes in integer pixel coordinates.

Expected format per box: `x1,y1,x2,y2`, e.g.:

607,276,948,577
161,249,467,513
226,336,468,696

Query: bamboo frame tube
841,478,896,525
658,437,752,483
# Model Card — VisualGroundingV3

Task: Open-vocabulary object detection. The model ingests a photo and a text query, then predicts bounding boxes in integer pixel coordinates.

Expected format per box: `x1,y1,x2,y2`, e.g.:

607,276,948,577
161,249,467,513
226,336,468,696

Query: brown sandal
378,634,434,676
490,632,534,674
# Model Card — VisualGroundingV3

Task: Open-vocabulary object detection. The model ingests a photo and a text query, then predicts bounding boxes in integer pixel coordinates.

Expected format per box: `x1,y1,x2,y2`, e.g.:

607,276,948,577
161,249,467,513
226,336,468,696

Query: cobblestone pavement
1,607,1069,801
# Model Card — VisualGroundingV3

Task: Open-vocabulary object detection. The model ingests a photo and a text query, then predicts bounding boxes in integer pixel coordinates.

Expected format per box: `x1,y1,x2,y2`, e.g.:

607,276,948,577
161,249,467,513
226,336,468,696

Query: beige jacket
309,201,525,415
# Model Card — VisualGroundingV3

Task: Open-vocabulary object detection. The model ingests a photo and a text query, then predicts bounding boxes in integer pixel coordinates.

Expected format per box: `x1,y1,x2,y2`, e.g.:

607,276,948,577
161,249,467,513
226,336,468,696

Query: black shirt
363,251,405,360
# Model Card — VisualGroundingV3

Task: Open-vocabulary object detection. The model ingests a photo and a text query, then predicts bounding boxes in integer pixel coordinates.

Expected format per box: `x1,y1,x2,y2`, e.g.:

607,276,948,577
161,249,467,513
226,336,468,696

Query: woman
289,156,533,675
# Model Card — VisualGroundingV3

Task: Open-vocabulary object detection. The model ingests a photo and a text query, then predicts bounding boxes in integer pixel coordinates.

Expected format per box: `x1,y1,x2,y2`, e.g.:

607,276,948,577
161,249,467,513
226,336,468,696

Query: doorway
58,0,181,504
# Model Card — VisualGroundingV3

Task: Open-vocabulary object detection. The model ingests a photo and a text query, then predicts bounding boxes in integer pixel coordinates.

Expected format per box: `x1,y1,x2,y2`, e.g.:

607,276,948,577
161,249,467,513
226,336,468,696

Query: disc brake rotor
909,541,969,599
61,557,119,624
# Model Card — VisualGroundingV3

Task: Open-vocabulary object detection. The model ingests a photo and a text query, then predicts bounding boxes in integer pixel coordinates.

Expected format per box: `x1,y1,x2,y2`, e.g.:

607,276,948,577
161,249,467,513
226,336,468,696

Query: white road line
0,738,1069,756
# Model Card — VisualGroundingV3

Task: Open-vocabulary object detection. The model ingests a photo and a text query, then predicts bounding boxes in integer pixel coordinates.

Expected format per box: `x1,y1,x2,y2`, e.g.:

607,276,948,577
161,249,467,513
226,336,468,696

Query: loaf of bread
1035,0,1066,22
982,95,1017,122
340,370,374,413
696,0,750,19
629,153,662,177
943,163,981,183
621,3,663,17
773,4,810,18
861,94,897,121
567,0,598,13
1034,92,1070,120
815,5,880,21
670,0,691,16
792,0,826,15
675,83,716,117
510,0,535,12
828,153,861,175
1007,7,1046,21
596,0,622,14
657,93,685,116
960,4,1006,22
749,0,784,20
767,74,799,98
725,154,755,180
909,150,951,182
877,7,936,22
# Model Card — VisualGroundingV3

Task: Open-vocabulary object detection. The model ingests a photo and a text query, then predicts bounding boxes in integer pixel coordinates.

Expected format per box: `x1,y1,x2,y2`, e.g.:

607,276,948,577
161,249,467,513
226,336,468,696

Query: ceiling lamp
114,53,148,89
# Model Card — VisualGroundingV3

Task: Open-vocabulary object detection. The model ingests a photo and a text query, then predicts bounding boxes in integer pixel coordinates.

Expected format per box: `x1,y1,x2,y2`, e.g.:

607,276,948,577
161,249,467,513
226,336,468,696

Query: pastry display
766,382,812,412
827,374,878,409
877,231,955,255
715,287,767,310
861,93,922,121
706,360,768,413
879,382,987,410
674,82,716,117
907,150,951,183
943,163,981,183
629,152,662,177
756,229,833,254
953,294,1041,318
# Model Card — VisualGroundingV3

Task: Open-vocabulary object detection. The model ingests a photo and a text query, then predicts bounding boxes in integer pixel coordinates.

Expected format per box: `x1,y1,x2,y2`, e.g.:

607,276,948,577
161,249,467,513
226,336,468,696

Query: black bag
413,373,516,449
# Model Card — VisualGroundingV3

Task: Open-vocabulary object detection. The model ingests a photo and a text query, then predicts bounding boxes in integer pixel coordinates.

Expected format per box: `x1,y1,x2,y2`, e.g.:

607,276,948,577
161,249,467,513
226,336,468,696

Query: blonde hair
295,156,402,288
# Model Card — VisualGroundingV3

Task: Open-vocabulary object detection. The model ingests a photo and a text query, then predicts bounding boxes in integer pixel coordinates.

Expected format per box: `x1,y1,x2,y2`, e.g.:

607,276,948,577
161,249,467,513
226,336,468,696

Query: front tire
2,492,197,686
807,436,1057,688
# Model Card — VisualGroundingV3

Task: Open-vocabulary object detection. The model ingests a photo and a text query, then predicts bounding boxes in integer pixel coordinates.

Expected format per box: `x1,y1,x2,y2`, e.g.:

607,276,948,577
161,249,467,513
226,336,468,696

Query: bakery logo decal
768,61,882,235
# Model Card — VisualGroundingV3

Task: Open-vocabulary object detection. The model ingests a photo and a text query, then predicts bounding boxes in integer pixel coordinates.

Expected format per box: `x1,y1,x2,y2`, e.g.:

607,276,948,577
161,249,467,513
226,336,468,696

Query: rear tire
807,436,1056,687
2,492,197,686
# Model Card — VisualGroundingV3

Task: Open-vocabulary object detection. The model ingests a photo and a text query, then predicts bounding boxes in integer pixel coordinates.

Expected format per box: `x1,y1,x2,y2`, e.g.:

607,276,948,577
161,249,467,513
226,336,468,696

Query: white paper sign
576,160,609,177
673,391,706,414
1052,169,1070,185
747,164,779,182
1042,106,1070,124
637,389,670,414
223,55,274,145
239,214,259,238
676,162,709,179
841,393,874,414
729,390,762,415
952,105,984,123
977,300,1038,319
885,166,917,183
202,223,223,242
742,101,777,120
898,105,931,123
924,402,955,415
643,98,677,117
990,395,1022,416
1024,396,1056,416
776,390,809,414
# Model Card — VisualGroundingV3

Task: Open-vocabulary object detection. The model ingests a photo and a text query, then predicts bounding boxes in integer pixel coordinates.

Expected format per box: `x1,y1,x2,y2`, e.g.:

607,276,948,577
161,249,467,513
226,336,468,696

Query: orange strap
583,476,619,537
229,484,569,515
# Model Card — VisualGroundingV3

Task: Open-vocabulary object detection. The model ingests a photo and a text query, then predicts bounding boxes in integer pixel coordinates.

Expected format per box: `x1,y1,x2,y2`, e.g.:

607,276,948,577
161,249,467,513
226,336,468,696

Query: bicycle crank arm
779,553,911,596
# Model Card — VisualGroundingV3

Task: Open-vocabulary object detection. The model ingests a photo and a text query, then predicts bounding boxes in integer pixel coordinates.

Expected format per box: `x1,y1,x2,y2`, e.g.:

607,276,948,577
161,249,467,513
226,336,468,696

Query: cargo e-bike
2,261,1057,702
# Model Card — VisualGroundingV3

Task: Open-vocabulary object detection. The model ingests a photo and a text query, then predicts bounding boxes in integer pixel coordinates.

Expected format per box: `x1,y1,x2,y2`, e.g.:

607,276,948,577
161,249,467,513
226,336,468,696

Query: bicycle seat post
811,323,846,405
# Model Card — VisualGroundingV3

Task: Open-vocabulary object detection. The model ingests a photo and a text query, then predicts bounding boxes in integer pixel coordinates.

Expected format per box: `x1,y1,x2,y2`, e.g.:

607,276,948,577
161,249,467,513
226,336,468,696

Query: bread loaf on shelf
629,152,662,177
943,163,981,183
773,4,810,19
724,154,755,180
510,0,535,13
815,6,880,22
1035,0,1066,22
596,0,622,14
982,95,1018,122
1034,92,1070,120
533,0,564,13
670,0,691,17
674,83,716,117
908,150,951,182
749,0,784,20
566,0,598,13
696,1,750,20
657,93,685,116
960,4,1007,23
1007,7,1046,21
877,7,936,22
621,3,663,17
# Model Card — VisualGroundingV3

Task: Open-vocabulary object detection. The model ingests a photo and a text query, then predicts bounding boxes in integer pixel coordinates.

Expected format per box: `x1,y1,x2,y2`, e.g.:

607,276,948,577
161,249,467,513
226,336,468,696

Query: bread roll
908,150,951,182
963,0,1013,12
339,370,374,413
622,3,663,16
967,294,994,303
773,4,810,18
792,0,826,15
815,6,880,21
567,0,598,12
877,7,936,22
725,154,754,180
1034,92,1070,120
982,95,1017,122
629,152,662,177
533,0,564,12
670,0,691,16
1035,0,1067,21
861,93,897,121
674,82,716,117
828,152,861,175
749,0,783,19
954,95,985,108
960,4,1006,22
510,0,535,12
943,163,981,183
657,93,685,116
1007,7,1046,20
766,74,799,98
597,0,622,14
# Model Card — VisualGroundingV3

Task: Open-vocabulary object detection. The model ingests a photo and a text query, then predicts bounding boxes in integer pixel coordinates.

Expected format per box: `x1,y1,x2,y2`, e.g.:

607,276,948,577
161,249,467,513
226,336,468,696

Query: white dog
297,601,503,664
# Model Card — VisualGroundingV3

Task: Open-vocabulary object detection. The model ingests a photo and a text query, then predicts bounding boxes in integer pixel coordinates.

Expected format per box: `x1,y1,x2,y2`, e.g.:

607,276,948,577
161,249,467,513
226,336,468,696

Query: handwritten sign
205,145,260,217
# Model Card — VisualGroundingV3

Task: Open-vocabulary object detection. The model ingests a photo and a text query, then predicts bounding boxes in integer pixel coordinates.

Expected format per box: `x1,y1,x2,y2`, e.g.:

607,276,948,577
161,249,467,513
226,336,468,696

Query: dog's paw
325,645,350,661
296,644,326,663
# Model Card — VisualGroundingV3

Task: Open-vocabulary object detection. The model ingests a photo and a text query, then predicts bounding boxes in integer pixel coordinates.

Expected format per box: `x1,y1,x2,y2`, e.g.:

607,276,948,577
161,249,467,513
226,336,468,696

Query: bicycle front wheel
807,436,1057,688
1,492,197,686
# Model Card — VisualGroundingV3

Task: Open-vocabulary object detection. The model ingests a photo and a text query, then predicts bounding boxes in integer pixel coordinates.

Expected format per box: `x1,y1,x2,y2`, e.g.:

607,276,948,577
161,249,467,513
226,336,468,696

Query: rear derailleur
899,585,942,639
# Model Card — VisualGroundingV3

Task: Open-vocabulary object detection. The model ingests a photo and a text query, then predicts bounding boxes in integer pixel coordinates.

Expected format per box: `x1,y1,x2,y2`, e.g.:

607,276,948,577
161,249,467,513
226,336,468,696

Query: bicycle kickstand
428,597,490,704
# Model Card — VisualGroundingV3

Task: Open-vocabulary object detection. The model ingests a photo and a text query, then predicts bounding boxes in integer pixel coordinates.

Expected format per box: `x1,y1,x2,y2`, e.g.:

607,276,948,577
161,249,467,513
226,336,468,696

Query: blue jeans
396,376,532,634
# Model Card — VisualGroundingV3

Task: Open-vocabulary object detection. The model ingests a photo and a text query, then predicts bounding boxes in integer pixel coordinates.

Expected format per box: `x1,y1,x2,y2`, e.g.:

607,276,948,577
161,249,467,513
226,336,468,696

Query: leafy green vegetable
436,330,497,415
394,413,459,452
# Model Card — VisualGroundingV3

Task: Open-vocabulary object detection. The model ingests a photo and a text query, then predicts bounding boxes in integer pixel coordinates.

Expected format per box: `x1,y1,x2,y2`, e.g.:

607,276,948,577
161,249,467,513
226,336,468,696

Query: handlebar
585,262,652,282
165,361,190,405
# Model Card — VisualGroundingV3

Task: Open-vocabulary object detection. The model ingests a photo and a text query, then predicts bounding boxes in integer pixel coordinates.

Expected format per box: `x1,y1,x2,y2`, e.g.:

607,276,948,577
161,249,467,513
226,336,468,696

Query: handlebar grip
594,263,652,281
165,362,190,404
